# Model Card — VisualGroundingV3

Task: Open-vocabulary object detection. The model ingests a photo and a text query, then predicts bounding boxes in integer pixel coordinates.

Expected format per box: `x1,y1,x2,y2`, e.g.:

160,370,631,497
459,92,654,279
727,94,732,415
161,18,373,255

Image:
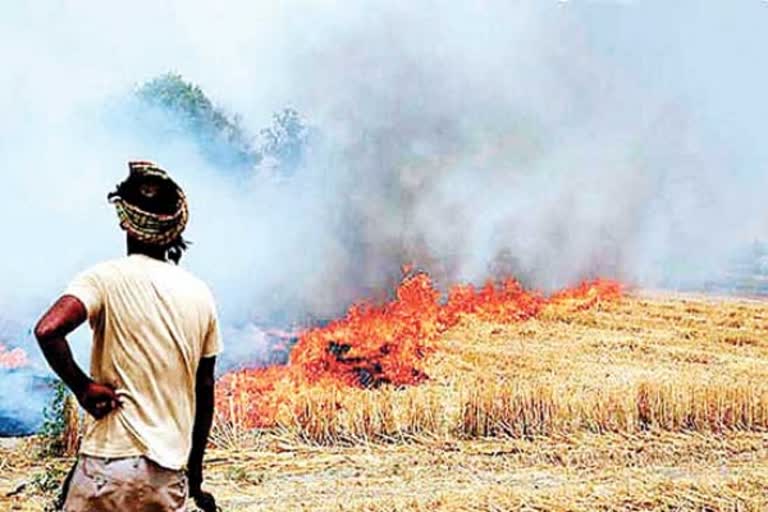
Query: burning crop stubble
214,273,622,436
212,285,768,451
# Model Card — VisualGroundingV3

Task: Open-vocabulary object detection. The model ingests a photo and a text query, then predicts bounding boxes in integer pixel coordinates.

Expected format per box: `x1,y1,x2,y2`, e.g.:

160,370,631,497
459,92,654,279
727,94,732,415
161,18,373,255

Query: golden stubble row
212,377,768,447
211,293,768,447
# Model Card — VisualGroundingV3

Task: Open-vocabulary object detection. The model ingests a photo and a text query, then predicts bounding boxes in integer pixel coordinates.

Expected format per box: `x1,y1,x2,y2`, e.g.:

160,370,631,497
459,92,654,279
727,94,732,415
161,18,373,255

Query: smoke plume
1,1,766,429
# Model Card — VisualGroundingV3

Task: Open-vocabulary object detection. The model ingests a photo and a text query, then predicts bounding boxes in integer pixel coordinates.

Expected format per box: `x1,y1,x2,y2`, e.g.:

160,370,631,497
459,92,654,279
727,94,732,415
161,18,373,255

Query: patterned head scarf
108,161,189,246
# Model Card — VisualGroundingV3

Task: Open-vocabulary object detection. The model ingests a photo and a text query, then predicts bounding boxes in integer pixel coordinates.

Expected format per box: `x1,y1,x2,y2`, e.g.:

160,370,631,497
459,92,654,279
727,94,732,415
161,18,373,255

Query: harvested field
3,291,768,511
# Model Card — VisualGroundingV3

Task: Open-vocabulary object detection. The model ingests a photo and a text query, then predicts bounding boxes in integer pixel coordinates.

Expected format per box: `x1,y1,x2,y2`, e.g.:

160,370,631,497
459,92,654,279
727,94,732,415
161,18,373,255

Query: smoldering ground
1,2,767,429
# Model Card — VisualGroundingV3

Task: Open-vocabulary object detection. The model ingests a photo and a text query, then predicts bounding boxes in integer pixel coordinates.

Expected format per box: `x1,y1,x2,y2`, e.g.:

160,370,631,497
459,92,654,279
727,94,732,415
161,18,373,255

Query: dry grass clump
221,377,768,446
287,385,445,444
62,394,80,456
460,378,768,437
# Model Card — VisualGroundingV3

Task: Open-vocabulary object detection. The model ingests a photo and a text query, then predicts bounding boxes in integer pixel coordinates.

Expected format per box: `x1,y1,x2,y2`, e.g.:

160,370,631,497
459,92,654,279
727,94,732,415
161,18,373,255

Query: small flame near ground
0,342,28,370
216,271,622,429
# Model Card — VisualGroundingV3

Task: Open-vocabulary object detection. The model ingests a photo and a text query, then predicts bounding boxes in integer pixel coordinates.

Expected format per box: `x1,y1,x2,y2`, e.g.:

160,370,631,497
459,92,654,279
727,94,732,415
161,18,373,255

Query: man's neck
126,238,167,262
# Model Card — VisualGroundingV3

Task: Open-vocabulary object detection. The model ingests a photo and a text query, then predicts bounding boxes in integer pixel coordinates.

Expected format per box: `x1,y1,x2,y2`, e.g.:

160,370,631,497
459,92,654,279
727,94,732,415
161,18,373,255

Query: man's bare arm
188,356,218,512
35,296,119,419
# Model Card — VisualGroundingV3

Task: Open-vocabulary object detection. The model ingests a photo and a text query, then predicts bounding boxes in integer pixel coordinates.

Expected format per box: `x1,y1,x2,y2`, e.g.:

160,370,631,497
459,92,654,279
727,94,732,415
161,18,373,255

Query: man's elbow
34,296,87,345
34,319,56,344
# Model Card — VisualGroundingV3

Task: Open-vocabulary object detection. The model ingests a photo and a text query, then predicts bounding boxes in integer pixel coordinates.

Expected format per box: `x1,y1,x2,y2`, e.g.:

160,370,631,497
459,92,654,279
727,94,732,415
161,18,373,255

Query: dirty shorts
61,454,187,512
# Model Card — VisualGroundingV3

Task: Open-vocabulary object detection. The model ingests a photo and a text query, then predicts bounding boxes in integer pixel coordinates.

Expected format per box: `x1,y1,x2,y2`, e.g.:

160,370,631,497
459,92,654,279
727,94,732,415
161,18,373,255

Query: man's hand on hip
35,296,122,421
77,381,120,419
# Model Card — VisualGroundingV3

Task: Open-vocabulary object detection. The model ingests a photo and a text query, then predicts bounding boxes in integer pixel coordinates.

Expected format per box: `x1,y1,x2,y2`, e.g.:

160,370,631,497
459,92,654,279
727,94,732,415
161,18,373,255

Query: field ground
3,290,768,511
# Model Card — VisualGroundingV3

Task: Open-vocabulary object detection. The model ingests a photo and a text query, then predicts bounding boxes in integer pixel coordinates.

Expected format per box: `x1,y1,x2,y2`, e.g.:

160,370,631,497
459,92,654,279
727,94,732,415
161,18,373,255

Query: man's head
108,161,189,263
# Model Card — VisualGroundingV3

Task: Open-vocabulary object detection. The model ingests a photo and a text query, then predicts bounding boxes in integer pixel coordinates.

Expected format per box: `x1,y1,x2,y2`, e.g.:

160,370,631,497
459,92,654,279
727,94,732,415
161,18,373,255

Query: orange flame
216,273,622,428
0,342,29,370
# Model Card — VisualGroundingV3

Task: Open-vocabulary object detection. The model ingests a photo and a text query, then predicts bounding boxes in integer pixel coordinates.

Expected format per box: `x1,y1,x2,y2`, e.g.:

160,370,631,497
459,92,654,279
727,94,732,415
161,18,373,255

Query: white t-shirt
65,254,222,470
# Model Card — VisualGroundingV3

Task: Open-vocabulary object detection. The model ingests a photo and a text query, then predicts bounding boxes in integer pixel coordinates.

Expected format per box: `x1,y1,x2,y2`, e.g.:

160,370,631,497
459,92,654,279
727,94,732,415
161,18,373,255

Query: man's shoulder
77,256,216,304
175,267,214,296
74,257,130,280
159,263,217,305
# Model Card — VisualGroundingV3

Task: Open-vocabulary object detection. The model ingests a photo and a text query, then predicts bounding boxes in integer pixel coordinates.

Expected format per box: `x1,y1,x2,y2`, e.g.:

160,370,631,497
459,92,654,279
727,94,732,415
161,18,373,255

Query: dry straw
211,293,768,447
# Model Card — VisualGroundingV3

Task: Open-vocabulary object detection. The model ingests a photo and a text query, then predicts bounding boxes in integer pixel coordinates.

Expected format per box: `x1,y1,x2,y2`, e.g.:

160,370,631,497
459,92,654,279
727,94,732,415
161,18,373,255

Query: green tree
259,108,308,174
136,73,259,169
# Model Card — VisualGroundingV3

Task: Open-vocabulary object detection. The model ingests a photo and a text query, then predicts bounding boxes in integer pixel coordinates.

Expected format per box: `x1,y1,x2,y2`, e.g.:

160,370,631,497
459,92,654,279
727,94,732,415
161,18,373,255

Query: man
35,161,221,512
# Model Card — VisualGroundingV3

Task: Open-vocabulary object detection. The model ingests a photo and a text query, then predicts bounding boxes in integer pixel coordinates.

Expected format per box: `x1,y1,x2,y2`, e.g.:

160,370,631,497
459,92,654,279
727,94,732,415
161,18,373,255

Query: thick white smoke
1,1,767,427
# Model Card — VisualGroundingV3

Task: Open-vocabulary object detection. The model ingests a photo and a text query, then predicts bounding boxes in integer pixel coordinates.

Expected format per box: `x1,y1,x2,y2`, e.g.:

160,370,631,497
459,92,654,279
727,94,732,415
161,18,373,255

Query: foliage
135,73,311,177
136,72,258,169
31,463,70,512
259,108,309,175
31,464,69,495
38,380,68,458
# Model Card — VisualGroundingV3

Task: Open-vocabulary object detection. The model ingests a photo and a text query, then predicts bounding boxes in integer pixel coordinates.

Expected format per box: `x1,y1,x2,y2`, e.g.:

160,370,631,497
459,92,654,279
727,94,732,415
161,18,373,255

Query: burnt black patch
328,341,351,358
